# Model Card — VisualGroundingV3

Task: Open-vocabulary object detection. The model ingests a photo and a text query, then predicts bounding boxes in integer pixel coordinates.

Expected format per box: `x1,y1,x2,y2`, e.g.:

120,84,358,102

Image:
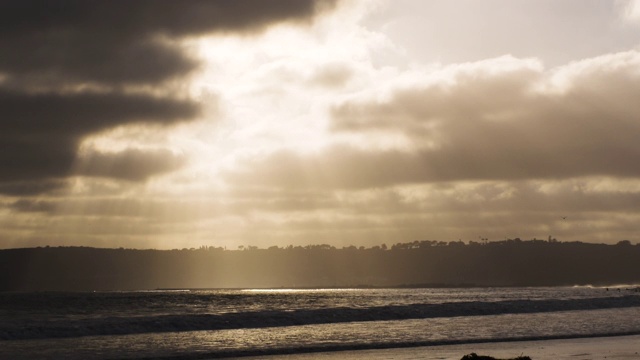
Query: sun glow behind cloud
190,1,391,155
3,0,640,249
623,0,640,23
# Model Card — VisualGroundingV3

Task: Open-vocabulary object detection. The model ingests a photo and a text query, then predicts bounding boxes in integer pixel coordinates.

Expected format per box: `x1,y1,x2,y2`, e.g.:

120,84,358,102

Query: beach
247,335,640,360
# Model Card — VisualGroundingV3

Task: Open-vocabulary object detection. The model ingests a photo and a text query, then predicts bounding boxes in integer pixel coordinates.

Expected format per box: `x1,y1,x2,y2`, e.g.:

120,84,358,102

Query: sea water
1,287,639,359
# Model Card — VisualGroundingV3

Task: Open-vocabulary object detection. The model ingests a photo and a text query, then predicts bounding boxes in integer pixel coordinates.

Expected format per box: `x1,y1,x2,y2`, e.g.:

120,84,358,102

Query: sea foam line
1,295,639,340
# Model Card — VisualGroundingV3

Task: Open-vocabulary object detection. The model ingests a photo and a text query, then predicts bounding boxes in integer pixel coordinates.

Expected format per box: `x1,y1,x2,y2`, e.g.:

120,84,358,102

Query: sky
2,0,640,249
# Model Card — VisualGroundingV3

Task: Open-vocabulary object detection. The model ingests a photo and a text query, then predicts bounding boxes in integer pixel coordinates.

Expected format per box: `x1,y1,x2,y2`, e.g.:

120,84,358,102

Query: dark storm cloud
0,0,337,86
9,199,56,213
0,89,199,136
0,87,194,187
0,0,335,190
0,180,67,196
76,148,187,181
0,90,198,183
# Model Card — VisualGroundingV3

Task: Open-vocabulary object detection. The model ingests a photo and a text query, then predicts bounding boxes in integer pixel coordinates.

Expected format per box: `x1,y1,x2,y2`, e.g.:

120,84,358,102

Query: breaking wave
2,295,639,340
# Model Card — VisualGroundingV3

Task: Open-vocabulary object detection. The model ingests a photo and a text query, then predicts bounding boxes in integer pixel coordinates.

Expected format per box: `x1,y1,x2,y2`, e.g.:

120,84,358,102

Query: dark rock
461,353,532,360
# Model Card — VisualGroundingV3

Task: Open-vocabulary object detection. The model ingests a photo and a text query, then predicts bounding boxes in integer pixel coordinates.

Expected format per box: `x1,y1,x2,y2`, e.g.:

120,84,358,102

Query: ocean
1,287,640,359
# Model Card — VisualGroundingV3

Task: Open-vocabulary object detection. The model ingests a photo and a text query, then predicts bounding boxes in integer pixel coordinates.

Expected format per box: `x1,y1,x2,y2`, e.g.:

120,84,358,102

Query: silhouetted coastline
1,239,639,291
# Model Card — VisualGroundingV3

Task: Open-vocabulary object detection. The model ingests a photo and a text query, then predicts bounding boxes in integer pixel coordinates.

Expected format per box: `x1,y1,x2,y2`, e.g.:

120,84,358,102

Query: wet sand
240,334,640,359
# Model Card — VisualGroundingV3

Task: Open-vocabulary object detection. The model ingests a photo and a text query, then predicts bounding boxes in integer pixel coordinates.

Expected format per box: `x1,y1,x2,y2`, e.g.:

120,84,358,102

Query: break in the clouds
3,0,640,249
367,0,640,67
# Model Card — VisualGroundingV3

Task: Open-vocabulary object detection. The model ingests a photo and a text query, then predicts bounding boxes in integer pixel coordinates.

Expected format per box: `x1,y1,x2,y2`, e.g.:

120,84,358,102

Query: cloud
310,62,354,88
0,89,198,183
226,52,640,188
221,52,640,195
622,0,640,24
368,0,640,67
0,89,199,134
76,148,187,181
332,56,543,134
0,180,67,196
8,199,56,213
0,0,336,190
5,1,640,249
0,0,337,86
5,176,640,248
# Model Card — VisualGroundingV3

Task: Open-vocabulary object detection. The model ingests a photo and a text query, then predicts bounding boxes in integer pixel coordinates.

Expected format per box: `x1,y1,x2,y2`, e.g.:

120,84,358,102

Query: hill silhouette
1,239,639,291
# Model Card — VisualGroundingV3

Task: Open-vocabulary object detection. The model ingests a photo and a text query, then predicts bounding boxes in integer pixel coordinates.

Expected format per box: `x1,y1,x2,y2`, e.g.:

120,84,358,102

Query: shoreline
237,333,640,359
239,334,640,360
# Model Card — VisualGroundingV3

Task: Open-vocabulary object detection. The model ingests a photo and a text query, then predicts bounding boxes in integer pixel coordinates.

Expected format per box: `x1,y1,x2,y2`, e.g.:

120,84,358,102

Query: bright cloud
623,0,640,23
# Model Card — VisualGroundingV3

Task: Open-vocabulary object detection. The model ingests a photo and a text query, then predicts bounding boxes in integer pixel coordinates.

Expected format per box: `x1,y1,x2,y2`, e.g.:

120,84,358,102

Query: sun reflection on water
241,288,363,293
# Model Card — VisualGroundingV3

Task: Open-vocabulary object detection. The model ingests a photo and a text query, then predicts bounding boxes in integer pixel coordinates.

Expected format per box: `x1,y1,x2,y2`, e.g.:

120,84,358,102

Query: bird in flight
561,216,567,220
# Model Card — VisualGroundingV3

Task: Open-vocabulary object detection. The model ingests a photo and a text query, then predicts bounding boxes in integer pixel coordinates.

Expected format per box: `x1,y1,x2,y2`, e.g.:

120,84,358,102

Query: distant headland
1,239,639,291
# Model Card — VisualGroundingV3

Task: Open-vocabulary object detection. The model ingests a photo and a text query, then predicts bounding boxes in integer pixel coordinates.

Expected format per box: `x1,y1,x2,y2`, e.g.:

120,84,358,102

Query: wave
572,284,640,290
130,332,640,360
2,295,639,340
